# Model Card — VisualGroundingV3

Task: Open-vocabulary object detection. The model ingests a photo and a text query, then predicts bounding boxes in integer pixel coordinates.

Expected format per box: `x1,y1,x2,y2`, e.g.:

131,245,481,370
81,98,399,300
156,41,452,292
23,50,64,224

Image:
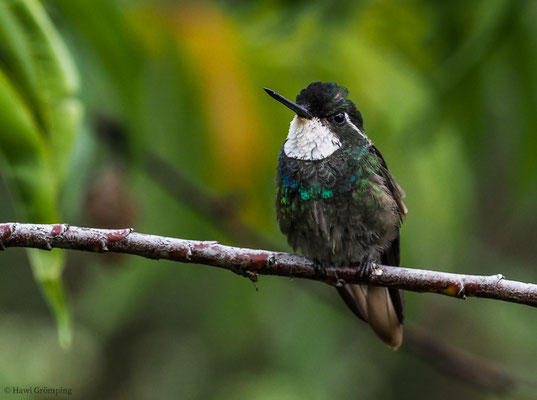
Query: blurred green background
1,0,537,399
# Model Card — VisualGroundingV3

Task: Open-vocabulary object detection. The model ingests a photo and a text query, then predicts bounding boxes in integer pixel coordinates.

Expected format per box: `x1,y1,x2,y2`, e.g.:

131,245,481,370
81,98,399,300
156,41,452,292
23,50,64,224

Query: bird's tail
337,284,404,350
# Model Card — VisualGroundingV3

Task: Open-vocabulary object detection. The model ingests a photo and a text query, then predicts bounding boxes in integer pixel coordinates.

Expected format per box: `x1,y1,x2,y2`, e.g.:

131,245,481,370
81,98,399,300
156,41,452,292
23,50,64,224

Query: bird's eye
333,113,345,124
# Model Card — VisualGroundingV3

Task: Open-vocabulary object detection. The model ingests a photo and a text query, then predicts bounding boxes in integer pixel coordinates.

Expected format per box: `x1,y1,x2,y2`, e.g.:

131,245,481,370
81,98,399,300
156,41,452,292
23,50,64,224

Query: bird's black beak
264,88,313,119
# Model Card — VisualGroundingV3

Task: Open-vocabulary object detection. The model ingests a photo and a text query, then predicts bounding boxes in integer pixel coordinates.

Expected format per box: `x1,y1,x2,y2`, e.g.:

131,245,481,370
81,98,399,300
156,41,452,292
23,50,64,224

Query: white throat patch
283,116,341,160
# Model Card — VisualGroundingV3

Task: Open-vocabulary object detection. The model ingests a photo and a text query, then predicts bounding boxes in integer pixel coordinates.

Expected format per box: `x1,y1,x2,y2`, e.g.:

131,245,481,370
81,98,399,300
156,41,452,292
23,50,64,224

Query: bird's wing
370,145,408,220
370,145,406,323
337,144,406,334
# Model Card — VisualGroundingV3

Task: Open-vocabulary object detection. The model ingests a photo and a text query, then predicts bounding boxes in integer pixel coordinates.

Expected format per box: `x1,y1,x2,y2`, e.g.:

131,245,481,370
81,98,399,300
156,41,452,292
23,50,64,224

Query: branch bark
1,222,536,308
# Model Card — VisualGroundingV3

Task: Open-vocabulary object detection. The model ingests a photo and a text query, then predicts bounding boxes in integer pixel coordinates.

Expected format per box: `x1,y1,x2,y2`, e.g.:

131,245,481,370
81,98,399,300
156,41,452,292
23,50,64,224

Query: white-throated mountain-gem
265,82,407,350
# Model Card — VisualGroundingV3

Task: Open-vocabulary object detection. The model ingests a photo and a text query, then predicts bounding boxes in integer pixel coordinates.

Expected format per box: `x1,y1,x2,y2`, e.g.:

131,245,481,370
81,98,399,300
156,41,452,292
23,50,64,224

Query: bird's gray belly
283,196,398,267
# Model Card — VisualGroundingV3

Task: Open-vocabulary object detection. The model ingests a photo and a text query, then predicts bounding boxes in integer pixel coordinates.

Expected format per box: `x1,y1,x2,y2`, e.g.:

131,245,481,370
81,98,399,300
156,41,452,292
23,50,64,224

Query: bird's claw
357,261,377,282
313,262,327,278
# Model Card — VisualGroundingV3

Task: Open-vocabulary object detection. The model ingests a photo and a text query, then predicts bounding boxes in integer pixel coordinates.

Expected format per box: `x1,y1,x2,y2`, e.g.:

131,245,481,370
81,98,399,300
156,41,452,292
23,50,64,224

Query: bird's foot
356,260,378,283
312,262,346,287
312,261,327,278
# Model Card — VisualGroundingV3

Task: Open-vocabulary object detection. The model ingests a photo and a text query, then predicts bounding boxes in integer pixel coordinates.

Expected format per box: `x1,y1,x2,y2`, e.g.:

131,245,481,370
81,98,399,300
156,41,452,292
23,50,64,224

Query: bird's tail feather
337,284,403,350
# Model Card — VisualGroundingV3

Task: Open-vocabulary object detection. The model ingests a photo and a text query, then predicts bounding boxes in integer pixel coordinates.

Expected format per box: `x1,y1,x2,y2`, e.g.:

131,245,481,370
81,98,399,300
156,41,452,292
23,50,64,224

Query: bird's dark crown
296,82,363,127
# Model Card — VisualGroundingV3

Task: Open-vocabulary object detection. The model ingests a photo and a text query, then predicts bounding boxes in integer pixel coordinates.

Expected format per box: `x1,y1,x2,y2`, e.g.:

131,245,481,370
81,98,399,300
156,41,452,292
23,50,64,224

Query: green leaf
0,0,81,348
0,0,81,182
0,68,56,219
28,250,72,349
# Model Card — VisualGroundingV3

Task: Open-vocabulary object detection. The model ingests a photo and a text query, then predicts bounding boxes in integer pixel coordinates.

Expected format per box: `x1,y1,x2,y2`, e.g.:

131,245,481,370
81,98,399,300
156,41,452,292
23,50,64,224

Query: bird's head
265,82,370,160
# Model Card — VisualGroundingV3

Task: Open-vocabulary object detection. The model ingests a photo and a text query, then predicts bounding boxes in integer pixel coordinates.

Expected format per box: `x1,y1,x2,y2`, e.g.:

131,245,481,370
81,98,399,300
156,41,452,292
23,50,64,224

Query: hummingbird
265,82,407,350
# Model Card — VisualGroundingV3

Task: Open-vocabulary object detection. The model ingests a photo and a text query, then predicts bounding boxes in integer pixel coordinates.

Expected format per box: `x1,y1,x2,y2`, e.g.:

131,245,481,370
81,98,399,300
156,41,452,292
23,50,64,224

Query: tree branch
145,153,276,249
90,117,534,393
1,222,536,307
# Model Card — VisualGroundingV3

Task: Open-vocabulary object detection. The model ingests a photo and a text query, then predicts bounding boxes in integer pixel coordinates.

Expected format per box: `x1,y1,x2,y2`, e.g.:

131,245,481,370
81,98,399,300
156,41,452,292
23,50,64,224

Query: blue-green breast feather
276,145,401,267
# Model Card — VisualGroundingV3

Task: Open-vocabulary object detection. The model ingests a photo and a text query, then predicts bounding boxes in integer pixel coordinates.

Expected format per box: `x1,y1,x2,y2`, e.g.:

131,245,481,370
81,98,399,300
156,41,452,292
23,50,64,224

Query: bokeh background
1,0,537,399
